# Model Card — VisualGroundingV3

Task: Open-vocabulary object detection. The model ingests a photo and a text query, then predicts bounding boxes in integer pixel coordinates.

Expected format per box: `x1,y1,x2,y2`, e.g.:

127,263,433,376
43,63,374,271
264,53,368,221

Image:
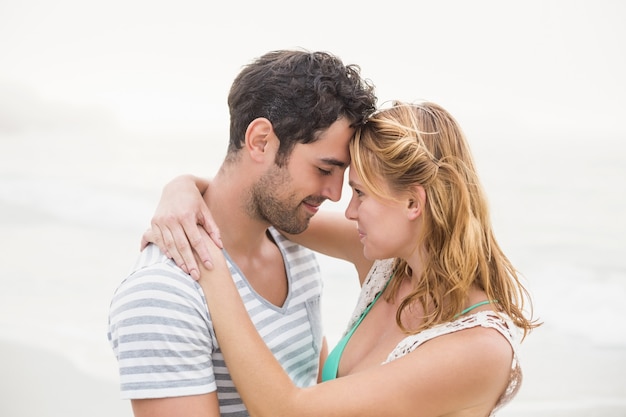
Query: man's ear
245,118,276,161
407,185,426,220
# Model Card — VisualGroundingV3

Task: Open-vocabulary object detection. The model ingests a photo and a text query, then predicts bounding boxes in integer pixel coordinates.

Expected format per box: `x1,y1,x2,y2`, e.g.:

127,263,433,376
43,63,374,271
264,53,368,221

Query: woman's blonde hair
350,101,540,337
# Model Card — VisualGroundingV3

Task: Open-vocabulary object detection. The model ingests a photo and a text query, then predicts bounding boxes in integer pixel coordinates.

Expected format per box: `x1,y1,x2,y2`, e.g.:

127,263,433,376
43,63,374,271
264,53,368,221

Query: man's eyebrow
319,157,348,168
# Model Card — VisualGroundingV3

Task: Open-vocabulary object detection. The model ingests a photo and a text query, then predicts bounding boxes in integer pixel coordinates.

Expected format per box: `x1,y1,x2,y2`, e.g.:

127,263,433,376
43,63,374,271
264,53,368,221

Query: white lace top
344,259,523,416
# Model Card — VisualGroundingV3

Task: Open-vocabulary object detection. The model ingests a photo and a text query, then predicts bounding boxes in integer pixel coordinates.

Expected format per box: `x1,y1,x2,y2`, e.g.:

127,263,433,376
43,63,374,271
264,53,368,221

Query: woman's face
345,163,418,261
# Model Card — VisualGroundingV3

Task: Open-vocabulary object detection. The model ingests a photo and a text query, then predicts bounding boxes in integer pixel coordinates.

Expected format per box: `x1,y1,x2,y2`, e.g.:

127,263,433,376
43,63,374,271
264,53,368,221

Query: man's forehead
292,139,350,166
348,164,358,180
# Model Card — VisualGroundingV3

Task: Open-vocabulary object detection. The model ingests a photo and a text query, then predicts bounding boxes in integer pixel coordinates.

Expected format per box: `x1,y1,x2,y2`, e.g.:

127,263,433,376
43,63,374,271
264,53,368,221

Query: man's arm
108,253,222,417
282,211,373,284
132,393,220,417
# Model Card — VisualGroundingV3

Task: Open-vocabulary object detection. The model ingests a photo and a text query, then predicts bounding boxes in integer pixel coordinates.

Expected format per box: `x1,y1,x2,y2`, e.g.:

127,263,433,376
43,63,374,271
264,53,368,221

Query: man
108,49,376,417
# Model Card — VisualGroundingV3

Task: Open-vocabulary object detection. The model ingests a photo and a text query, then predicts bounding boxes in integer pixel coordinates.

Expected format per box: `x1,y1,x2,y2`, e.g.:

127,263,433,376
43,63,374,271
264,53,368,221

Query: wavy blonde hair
350,101,540,337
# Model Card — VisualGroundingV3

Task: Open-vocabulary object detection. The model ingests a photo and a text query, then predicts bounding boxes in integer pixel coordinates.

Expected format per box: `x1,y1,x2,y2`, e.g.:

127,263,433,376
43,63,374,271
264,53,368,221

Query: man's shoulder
129,244,194,281
112,244,204,308
130,243,181,272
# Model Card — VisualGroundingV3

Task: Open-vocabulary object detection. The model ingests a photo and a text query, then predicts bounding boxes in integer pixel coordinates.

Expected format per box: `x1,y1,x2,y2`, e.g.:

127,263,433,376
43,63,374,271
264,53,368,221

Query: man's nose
323,176,343,202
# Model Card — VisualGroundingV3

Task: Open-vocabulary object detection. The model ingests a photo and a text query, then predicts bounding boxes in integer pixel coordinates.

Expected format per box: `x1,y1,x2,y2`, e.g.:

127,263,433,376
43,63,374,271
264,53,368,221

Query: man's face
248,118,353,234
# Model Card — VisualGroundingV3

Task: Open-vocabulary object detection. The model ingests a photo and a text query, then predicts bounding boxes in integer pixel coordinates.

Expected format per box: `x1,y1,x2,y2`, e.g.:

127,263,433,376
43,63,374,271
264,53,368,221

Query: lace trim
344,259,395,334
384,311,522,415
345,259,523,415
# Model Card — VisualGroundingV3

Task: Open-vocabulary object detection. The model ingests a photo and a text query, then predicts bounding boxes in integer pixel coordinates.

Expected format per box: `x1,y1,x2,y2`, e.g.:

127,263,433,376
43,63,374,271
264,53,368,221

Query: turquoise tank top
321,270,495,382
321,275,393,382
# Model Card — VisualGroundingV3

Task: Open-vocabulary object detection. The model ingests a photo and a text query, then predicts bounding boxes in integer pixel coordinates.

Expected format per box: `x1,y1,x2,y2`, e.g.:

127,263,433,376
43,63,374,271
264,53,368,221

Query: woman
145,101,540,417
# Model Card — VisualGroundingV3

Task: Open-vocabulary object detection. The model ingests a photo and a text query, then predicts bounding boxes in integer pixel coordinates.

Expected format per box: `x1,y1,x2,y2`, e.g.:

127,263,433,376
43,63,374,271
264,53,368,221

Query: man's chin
287,220,310,235
270,215,310,235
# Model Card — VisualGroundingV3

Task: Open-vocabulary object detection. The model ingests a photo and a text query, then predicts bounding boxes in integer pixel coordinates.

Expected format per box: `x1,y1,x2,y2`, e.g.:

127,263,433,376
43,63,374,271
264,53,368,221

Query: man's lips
302,201,321,214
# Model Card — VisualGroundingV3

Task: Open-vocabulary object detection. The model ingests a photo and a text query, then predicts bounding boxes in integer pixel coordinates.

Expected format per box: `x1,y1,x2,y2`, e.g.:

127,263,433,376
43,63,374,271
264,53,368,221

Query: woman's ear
407,185,426,220
245,118,276,161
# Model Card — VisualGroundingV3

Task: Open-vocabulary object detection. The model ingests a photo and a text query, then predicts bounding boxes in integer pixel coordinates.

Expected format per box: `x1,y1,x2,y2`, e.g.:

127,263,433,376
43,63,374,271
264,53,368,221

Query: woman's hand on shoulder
141,174,221,280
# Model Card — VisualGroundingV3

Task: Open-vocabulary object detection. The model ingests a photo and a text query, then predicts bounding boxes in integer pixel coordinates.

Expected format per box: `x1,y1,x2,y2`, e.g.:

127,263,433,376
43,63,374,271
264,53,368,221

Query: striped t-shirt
108,227,323,416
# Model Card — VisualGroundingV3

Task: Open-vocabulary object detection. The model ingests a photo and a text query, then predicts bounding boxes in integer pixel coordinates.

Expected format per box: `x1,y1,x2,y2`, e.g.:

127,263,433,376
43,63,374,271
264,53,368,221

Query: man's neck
205,169,271,257
207,166,289,307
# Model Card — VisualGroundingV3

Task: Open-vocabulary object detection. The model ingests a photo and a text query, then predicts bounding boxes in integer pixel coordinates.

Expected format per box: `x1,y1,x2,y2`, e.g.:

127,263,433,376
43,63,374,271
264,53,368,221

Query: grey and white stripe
108,227,323,416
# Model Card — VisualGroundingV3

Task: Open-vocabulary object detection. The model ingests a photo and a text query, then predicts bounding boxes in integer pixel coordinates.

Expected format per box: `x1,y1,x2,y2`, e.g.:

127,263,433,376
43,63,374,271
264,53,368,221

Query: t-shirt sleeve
108,267,217,399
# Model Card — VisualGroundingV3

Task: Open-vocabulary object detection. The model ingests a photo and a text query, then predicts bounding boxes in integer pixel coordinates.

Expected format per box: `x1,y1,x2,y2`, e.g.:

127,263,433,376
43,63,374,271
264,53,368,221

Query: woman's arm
141,174,220,279
198,242,514,417
144,175,373,283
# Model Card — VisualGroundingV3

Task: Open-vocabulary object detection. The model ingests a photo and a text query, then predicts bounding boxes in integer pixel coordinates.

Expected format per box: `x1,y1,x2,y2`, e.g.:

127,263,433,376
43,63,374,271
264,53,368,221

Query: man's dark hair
227,50,377,166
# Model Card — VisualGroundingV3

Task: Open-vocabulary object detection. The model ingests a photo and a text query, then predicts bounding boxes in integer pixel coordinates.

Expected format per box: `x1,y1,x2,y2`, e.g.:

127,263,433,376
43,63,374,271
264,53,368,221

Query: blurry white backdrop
1,1,625,416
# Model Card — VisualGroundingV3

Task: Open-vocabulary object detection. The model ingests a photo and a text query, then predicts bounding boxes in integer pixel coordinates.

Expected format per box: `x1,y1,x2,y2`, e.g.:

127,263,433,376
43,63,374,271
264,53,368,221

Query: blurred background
1,1,625,416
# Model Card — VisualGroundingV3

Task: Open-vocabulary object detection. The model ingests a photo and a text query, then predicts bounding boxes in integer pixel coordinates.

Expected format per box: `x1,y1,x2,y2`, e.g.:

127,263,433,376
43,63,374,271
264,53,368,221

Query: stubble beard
247,164,312,234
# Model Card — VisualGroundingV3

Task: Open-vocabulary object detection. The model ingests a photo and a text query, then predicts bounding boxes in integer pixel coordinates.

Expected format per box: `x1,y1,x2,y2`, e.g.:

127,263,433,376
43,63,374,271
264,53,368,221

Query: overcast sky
1,0,624,137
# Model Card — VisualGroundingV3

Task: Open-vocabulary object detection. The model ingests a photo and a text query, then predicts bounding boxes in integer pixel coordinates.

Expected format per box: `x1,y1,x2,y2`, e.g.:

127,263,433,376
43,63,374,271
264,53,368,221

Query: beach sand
501,326,626,416
2,320,626,417
0,204,625,417
1,171,625,416
1,216,626,417
0,340,132,417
